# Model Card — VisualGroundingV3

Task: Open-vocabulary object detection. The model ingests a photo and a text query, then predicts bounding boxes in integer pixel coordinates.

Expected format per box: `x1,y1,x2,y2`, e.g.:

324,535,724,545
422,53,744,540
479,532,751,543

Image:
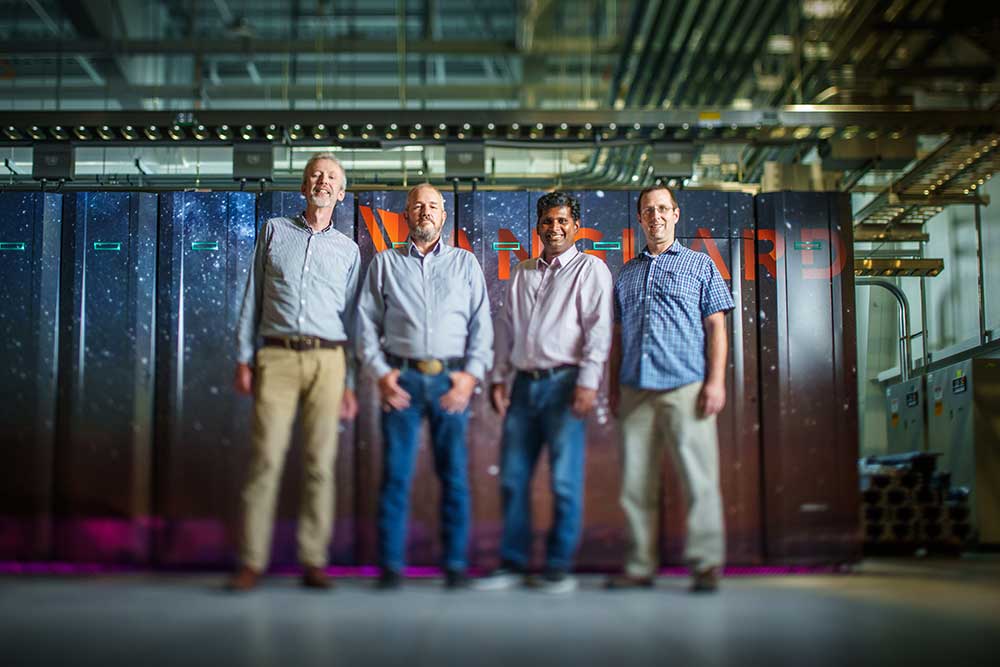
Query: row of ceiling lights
2,122,889,143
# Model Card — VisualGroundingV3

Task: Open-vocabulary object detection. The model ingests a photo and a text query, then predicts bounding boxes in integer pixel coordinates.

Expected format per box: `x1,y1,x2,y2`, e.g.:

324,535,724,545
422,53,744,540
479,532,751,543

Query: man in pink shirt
477,191,614,594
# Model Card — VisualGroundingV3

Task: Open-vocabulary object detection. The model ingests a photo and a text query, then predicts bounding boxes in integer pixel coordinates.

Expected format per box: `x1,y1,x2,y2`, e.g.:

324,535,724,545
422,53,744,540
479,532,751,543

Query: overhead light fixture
191,124,209,140
409,122,423,140
216,124,232,140
385,123,398,140
361,123,374,139
121,125,139,140
576,122,593,140
600,122,617,140
288,123,304,140
95,125,114,140
240,124,256,140
457,122,472,140
168,125,186,140
27,125,45,140
50,125,70,140
144,125,162,140
3,126,22,140
72,125,91,140
311,124,328,140
506,122,520,139
433,123,447,140
264,124,279,140
483,122,496,139
529,122,544,139
554,123,569,139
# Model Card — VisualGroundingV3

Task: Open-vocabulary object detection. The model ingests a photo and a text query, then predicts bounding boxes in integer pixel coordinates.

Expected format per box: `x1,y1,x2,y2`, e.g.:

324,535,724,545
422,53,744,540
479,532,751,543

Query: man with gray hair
228,152,361,591
357,183,493,590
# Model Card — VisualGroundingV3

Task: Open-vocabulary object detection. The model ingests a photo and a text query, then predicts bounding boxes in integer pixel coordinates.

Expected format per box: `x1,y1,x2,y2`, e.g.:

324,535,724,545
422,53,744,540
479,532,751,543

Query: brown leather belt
386,353,465,375
263,336,345,351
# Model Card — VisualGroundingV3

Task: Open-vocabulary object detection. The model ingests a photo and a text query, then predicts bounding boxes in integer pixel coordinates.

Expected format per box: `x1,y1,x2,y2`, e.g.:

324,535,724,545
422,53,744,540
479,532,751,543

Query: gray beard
410,223,439,244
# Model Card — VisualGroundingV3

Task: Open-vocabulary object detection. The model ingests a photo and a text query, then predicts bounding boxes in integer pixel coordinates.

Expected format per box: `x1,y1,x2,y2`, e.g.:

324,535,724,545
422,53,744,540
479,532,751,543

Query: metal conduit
857,279,913,382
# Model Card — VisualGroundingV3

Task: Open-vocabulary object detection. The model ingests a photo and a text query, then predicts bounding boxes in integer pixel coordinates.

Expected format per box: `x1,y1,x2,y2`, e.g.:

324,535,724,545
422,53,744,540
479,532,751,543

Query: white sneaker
473,568,522,591
535,572,577,594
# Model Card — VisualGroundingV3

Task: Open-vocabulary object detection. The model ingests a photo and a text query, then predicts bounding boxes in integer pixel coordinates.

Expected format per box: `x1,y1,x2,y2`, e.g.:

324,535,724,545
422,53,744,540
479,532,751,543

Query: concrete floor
3,557,999,667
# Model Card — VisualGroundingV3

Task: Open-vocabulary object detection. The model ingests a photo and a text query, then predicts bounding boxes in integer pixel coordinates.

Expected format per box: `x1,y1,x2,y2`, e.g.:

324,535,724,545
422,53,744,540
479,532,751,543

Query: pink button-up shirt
491,245,614,390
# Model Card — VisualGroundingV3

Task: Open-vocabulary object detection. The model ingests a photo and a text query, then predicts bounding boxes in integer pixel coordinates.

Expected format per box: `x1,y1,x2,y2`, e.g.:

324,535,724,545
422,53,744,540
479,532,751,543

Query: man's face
638,189,679,246
536,205,580,257
301,159,345,209
404,185,447,244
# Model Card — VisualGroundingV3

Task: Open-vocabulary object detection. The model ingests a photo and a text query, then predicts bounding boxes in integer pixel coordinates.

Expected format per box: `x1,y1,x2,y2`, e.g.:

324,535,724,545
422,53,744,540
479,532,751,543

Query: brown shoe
604,573,655,590
690,566,720,593
227,565,260,592
302,566,333,590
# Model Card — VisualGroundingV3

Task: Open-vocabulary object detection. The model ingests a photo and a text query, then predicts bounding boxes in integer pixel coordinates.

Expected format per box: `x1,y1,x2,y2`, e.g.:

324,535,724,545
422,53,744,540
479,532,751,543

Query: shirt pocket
659,270,701,304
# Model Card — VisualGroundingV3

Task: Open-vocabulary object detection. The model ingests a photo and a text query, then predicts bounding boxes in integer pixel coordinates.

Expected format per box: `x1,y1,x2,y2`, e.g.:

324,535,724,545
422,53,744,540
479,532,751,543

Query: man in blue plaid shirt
606,185,734,593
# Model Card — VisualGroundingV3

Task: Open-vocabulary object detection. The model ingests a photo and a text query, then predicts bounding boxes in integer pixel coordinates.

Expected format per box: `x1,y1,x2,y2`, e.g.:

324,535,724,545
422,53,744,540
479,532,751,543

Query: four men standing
231,159,732,594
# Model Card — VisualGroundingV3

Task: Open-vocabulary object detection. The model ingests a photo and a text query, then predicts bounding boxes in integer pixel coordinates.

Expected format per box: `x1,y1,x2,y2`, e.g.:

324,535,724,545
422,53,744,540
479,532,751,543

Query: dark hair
636,185,678,213
536,191,580,221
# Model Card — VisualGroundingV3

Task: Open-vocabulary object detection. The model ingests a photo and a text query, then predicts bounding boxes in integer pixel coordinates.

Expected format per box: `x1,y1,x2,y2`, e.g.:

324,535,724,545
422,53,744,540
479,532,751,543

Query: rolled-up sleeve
236,220,268,364
463,258,494,381
575,260,614,390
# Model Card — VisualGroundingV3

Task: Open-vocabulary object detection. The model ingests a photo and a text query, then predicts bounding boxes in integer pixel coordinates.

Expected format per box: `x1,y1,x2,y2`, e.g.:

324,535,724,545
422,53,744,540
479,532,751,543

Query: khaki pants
619,382,725,576
240,346,346,571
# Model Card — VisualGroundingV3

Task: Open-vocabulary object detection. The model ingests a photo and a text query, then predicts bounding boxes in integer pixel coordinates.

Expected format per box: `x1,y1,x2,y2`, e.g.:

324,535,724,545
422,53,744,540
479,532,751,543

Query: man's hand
571,386,599,418
340,388,358,421
490,383,509,417
440,371,477,414
697,380,726,418
378,370,412,411
234,363,253,395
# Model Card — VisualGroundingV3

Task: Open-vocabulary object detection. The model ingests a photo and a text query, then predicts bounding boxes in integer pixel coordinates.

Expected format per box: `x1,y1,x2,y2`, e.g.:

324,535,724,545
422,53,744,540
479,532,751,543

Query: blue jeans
378,369,470,572
499,367,586,572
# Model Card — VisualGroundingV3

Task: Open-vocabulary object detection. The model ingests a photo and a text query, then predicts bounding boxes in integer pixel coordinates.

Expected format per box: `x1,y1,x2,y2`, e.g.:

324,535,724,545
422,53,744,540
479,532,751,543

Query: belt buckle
416,358,444,375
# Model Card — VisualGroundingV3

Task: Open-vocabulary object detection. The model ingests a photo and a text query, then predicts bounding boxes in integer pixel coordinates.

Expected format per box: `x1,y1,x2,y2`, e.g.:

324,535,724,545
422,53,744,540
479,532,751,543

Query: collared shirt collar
538,243,579,270
641,239,683,259
408,237,445,258
295,212,333,234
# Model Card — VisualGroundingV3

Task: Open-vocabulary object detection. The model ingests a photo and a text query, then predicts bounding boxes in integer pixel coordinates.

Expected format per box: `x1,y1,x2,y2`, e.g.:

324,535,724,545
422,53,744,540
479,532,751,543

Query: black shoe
377,569,401,590
444,569,469,590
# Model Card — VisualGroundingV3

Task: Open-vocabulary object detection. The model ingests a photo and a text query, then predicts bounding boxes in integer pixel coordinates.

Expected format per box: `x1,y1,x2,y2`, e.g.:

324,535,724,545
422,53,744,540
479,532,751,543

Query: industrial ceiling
1,0,999,218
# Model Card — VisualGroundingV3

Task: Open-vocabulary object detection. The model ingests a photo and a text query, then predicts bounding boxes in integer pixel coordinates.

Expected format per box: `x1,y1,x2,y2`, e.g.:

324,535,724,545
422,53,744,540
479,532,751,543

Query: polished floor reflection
3,557,999,667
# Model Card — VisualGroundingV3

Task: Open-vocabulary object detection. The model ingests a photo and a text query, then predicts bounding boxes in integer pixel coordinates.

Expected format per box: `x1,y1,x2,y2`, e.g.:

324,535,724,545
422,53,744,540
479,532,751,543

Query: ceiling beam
0,37,619,57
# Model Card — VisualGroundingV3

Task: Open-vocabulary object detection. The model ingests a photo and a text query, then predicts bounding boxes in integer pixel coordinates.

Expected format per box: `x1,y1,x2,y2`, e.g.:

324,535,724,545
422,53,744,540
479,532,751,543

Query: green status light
93,242,121,251
493,241,521,251
192,241,219,251
0,242,26,251
593,241,621,251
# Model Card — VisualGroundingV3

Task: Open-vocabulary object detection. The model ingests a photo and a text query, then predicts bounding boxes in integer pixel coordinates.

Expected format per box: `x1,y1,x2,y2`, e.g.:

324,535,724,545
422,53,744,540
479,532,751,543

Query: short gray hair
302,152,347,190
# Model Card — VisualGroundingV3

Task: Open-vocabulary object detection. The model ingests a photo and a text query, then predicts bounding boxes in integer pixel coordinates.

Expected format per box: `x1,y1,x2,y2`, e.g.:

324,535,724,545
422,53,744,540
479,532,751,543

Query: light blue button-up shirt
356,240,493,381
236,214,361,370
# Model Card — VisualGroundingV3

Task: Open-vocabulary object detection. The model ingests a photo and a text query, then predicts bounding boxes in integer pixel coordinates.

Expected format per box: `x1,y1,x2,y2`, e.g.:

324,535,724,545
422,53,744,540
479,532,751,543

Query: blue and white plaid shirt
615,240,734,391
